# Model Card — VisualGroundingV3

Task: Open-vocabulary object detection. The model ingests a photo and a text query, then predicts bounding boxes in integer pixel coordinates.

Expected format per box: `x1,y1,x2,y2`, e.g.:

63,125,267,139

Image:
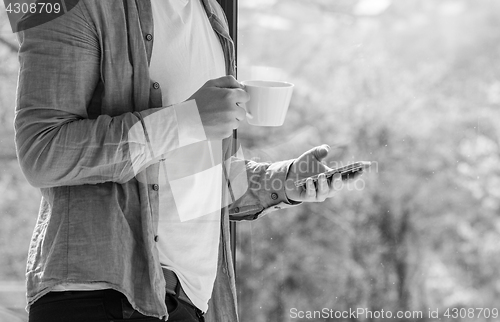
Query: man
15,0,343,321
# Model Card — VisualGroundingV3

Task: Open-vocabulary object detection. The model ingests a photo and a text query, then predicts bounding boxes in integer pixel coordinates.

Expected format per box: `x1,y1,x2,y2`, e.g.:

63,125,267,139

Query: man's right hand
187,75,250,140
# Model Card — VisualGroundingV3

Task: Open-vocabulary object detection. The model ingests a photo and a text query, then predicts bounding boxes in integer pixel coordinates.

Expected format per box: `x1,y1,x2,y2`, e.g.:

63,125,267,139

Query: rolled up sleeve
227,159,301,221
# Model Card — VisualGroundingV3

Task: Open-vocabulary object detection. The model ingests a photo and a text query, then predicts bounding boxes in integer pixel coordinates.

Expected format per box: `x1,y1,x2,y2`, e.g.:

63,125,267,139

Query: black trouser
28,289,205,322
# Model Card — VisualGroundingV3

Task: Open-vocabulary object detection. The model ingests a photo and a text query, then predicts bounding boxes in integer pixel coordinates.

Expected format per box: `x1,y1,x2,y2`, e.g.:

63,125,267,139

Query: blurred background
1,0,500,321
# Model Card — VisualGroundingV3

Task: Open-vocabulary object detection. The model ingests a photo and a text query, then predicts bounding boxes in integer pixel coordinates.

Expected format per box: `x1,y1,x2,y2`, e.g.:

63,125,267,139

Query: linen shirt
15,0,297,321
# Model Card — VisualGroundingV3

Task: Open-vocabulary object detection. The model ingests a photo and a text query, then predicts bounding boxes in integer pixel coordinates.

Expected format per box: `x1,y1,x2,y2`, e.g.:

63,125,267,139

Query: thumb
207,75,243,89
309,144,330,161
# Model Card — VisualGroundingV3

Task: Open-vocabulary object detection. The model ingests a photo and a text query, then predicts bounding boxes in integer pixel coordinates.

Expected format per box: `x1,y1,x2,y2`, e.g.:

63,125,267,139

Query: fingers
193,76,251,139
311,144,330,161
305,178,316,199
224,88,250,122
227,87,250,104
207,75,243,89
235,103,247,121
329,172,342,190
302,172,342,202
300,144,331,162
206,76,250,103
316,173,329,201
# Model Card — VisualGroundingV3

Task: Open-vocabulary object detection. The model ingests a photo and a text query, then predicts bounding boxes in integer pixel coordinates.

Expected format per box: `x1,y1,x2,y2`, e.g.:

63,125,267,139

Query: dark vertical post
216,0,238,275
217,0,238,44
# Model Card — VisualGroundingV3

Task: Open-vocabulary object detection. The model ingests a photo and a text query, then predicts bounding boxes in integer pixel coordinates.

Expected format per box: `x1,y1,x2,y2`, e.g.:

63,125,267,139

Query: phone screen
294,161,372,187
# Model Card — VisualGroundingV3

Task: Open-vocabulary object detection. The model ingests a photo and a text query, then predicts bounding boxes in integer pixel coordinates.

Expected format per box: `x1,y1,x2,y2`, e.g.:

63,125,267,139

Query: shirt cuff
129,100,207,174
229,159,301,221
172,99,207,147
263,159,301,207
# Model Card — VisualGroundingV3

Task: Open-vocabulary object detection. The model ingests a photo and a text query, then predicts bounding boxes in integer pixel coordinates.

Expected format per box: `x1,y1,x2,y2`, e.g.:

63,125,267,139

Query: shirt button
271,192,278,200
222,267,227,274
152,184,159,191
145,33,153,41
153,82,160,89
233,207,239,214
154,235,159,242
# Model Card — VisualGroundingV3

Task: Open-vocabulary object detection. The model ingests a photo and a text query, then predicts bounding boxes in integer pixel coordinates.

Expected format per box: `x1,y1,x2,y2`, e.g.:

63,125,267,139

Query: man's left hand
285,144,342,203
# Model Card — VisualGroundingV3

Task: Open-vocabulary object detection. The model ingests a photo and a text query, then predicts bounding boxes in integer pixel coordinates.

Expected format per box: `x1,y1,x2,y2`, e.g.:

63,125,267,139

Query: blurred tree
1,0,500,321
237,0,500,321
0,5,39,285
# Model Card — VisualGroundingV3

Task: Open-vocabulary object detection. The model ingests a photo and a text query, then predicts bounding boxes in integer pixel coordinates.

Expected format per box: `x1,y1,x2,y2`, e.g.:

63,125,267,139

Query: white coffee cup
241,80,294,126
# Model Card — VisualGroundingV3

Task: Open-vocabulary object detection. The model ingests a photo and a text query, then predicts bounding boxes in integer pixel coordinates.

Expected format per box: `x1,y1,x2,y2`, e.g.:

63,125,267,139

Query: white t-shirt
150,0,226,313
53,0,227,314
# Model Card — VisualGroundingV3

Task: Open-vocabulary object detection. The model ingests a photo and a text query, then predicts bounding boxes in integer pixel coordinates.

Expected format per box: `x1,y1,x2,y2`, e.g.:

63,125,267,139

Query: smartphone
294,161,372,187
